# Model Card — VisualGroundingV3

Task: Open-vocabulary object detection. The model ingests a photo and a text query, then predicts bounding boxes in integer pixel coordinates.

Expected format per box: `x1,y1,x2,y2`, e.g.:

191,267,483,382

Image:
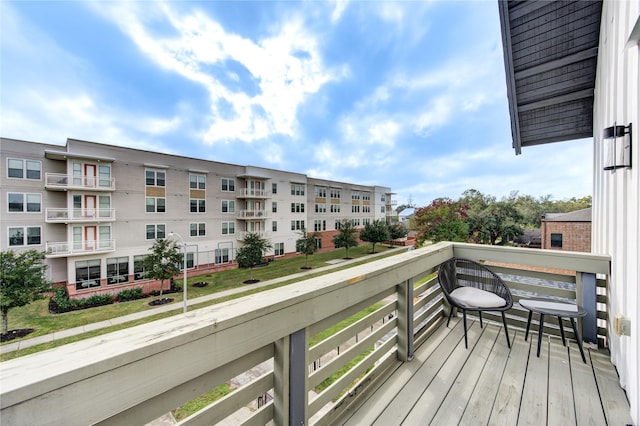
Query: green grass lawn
2,245,403,356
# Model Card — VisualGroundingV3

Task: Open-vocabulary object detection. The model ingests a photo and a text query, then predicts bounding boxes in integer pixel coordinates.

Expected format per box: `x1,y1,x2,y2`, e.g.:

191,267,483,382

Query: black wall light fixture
603,123,632,171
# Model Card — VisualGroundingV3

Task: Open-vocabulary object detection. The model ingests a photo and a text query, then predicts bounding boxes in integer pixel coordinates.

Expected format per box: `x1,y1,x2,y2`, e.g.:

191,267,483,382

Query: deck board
337,319,631,426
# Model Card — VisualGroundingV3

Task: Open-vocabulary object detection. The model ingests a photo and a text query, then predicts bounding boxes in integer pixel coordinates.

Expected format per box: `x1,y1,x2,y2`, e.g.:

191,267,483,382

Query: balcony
236,188,269,198
237,209,269,219
45,239,116,258
1,243,631,425
236,230,270,240
44,173,116,191
45,208,116,223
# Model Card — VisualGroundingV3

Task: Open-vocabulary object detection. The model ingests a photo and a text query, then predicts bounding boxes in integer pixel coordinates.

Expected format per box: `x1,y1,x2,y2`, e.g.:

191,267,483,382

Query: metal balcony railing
45,239,116,257
237,210,268,219
1,243,611,425
45,208,116,223
236,188,269,198
44,173,116,191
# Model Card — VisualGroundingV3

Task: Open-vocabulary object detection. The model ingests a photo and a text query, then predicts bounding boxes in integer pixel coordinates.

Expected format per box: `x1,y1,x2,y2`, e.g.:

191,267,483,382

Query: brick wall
541,221,591,252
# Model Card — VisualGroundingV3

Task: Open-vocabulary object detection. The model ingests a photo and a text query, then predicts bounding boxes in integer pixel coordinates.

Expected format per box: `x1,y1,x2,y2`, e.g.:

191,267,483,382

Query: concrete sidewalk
1,248,404,355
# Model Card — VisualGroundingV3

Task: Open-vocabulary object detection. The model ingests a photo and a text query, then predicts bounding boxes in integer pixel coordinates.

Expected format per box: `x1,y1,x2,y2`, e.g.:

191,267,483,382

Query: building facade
540,208,592,252
1,137,394,299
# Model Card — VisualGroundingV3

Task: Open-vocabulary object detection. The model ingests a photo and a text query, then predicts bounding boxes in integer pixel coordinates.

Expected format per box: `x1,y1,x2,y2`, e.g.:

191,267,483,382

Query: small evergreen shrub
117,288,144,302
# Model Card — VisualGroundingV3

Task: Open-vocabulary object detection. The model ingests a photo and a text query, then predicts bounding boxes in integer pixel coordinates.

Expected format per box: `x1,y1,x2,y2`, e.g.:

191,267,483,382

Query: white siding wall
593,2,640,423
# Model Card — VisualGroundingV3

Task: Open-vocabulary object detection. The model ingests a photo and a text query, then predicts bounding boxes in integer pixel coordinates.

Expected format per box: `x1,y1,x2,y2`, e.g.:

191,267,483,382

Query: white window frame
146,224,166,240
7,158,42,180
8,226,42,247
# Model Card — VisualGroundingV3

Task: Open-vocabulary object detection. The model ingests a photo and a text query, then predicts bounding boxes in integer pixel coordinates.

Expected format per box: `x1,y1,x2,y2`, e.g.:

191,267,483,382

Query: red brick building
541,207,591,252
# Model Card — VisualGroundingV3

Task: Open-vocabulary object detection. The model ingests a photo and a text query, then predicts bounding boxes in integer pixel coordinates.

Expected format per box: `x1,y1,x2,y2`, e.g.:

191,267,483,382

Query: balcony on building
237,209,269,219
45,239,116,258
1,242,632,425
236,188,269,198
44,173,116,191
236,230,270,240
45,208,116,223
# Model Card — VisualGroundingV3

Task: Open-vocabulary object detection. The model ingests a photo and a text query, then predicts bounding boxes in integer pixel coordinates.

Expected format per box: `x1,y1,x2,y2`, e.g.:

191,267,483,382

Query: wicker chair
437,258,513,349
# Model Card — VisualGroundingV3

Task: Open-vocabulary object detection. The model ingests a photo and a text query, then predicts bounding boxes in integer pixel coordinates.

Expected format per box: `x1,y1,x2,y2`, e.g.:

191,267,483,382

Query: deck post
397,278,414,361
289,328,307,425
578,272,597,344
273,336,290,426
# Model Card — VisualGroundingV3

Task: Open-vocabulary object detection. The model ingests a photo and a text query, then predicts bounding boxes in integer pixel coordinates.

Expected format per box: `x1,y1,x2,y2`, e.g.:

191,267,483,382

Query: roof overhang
498,0,603,154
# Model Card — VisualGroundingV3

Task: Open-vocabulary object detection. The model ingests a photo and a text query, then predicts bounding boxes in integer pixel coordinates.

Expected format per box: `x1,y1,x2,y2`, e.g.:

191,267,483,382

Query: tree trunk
2,309,8,335
159,279,165,297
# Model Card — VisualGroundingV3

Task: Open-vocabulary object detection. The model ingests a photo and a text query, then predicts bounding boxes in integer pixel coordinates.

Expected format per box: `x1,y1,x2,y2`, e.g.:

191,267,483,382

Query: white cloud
94,2,339,147
331,0,349,23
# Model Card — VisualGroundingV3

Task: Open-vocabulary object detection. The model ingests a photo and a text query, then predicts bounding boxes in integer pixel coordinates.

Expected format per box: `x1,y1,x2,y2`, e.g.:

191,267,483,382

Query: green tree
236,232,273,282
143,238,182,297
467,201,524,245
413,198,469,245
0,249,51,335
388,223,409,240
332,219,359,259
359,220,390,253
296,228,320,269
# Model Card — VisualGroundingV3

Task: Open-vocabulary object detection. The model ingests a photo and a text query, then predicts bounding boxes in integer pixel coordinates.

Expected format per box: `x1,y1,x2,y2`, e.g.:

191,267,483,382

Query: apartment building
1,137,394,298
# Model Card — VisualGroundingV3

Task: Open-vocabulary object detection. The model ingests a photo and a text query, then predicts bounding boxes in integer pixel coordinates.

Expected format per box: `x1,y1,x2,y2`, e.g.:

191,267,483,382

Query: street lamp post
169,232,188,314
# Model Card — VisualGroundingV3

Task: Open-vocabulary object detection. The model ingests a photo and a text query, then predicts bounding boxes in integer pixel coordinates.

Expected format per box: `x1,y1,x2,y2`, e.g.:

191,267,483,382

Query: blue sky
0,1,592,207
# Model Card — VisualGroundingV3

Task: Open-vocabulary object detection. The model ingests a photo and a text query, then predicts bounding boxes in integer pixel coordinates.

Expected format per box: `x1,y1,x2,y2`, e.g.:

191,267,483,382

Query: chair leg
463,309,468,349
525,310,533,341
479,311,483,328
447,304,454,327
558,316,566,346
501,311,511,348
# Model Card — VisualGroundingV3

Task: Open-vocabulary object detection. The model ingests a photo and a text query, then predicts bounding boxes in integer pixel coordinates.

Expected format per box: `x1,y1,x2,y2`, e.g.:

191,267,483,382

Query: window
272,221,278,232
99,226,111,249
190,222,206,237
362,192,371,201
314,220,326,232
221,178,235,192
330,188,341,199
179,253,195,270
215,248,230,264
315,186,327,198
7,159,41,180
133,255,147,280
272,183,278,194
352,191,360,200
107,257,129,285
146,224,166,240
315,239,322,250
330,204,341,213
146,170,165,187
291,183,305,196
189,174,206,189
190,199,206,213
363,205,371,213
274,242,284,256
8,226,41,246
8,193,41,212
315,203,326,213
272,202,277,213
291,203,305,213
352,218,360,226
551,233,563,248
222,222,235,235
381,206,385,213
98,165,111,188
222,200,235,213
146,197,166,213
290,220,305,230
335,220,342,230
352,205,360,213
75,259,101,290
363,218,371,226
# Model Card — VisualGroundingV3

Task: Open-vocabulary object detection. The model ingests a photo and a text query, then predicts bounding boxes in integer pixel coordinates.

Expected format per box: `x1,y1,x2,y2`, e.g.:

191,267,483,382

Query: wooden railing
0,243,610,425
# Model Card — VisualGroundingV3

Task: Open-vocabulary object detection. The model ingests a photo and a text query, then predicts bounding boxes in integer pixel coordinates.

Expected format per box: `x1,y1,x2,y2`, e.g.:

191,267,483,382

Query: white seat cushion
449,286,506,308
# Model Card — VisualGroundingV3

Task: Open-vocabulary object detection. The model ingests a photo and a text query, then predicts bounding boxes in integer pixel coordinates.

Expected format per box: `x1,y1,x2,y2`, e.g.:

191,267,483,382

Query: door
85,195,96,219
84,164,96,187
85,226,96,251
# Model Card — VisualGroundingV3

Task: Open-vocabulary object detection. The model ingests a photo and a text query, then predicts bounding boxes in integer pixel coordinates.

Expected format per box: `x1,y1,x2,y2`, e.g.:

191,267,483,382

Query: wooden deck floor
339,318,632,426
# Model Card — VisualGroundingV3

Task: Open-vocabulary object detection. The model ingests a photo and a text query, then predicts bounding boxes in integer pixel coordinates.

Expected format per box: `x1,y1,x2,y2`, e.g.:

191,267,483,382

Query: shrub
50,288,113,313
117,288,144,302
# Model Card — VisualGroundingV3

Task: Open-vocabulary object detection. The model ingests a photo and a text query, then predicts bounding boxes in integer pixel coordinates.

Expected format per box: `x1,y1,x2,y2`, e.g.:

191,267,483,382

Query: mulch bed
148,298,174,306
193,281,209,288
1,328,35,343
243,279,260,284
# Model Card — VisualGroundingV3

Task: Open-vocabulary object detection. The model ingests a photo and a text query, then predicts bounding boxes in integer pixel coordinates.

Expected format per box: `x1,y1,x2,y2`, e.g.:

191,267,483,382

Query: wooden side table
519,299,588,363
